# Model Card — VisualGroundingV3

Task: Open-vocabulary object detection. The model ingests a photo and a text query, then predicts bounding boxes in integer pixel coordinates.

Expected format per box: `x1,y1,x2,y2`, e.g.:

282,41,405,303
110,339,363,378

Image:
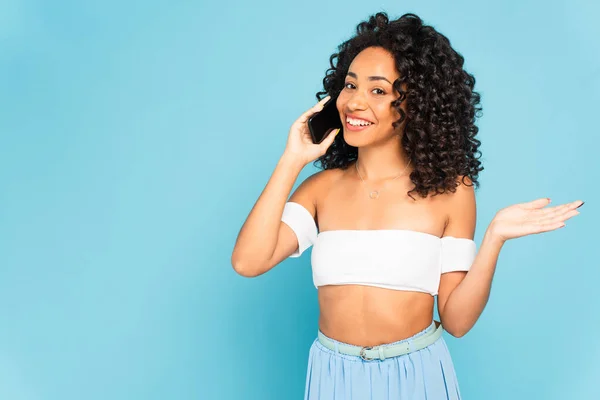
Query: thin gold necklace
355,159,411,199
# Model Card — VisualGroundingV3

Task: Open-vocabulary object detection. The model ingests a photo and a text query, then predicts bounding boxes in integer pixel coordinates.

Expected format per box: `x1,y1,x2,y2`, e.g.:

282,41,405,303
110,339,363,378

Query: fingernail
576,201,585,209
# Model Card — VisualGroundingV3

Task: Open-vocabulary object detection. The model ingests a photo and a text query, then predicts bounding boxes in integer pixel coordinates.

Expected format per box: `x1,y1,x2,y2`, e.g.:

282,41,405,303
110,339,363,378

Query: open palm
490,198,583,242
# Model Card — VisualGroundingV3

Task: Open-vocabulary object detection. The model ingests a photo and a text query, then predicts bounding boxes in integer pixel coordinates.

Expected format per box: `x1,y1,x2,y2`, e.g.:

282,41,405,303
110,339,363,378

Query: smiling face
336,46,404,147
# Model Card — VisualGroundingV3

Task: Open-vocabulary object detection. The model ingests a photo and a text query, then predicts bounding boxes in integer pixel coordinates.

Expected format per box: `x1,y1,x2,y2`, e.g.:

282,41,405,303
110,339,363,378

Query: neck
355,145,412,181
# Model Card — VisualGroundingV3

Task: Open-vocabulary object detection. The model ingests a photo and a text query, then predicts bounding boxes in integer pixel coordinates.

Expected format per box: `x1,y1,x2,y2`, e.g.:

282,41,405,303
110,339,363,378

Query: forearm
440,225,505,337
231,153,305,271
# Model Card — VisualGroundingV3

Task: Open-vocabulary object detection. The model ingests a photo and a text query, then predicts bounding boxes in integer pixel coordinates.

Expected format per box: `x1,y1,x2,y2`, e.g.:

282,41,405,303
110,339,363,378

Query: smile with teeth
346,117,373,127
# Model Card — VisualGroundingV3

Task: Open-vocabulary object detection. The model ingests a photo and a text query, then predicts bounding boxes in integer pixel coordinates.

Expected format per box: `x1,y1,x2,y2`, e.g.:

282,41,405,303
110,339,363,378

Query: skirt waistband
317,321,442,361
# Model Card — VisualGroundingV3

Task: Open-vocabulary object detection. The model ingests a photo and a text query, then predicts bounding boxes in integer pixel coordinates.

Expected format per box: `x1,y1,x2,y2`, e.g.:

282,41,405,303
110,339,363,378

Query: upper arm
437,177,477,315
265,171,324,269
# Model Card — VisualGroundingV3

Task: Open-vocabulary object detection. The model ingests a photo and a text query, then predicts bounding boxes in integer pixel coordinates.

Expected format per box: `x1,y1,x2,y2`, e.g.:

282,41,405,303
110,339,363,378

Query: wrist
485,221,506,247
280,152,307,171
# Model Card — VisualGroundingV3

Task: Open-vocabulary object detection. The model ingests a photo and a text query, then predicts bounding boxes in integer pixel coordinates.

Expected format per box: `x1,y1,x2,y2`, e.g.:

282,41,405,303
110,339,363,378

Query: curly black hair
314,12,484,200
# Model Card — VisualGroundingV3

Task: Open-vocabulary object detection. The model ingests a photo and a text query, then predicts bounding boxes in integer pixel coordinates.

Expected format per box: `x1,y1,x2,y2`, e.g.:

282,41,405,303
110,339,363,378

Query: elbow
231,253,262,278
442,323,469,338
232,262,259,278
446,328,467,338
439,316,470,338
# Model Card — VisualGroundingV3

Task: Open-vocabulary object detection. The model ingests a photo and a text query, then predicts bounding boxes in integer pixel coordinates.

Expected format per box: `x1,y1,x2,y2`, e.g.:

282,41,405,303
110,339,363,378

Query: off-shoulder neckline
285,202,474,243
317,229,473,242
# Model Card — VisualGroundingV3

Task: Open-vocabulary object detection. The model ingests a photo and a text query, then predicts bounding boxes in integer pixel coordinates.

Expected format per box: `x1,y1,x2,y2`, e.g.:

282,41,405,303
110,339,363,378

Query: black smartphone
308,96,343,144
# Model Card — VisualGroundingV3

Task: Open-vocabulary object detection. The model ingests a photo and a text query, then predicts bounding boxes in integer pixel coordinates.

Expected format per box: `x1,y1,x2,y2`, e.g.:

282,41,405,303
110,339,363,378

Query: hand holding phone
283,96,341,166
307,95,343,144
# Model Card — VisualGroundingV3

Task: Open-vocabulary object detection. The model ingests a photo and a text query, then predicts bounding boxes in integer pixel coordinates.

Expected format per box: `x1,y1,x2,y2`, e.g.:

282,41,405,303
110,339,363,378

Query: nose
345,90,368,112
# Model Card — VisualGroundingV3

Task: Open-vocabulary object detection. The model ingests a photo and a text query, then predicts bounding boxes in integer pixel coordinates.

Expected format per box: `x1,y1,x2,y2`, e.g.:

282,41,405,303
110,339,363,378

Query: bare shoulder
288,168,345,216
441,175,477,238
314,167,345,192
447,175,476,204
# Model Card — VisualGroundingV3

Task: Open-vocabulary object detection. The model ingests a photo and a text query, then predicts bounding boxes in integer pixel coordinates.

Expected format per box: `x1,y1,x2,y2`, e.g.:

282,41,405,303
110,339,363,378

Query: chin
342,129,379,148
341,131,361,147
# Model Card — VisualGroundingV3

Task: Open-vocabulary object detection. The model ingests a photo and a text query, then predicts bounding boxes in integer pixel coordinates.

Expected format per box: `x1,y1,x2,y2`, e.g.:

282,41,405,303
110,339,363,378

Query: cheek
336,94,347,113
373,101,397,121
390,104,403,120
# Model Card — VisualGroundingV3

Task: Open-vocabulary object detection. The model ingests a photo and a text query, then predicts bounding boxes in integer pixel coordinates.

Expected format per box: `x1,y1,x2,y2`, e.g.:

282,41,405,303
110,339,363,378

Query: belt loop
378,347,385,361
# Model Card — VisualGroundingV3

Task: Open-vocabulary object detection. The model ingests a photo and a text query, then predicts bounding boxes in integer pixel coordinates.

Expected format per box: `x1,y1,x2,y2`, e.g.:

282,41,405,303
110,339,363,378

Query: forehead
347,47,399,80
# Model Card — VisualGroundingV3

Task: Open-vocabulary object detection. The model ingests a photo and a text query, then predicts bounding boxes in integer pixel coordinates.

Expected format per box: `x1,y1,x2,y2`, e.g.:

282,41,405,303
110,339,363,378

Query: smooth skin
231,46,583,347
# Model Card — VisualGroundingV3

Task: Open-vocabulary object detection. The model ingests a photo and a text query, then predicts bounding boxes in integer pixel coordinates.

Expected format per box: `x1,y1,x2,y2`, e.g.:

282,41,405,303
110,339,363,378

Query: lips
346,114,375,124
345,120,373,132
345,114,375,132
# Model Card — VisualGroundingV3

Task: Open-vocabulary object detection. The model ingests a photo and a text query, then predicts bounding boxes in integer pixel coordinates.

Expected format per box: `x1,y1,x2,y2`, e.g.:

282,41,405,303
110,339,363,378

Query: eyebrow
346,71,392,85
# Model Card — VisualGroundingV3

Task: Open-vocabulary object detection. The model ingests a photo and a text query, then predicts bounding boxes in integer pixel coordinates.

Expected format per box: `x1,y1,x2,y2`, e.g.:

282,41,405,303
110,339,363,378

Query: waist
317,320,442,361
317,285,435,347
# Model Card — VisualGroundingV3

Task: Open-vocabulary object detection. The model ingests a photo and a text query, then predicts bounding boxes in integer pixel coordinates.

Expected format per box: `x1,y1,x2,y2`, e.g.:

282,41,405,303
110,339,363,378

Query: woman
231,12,583,400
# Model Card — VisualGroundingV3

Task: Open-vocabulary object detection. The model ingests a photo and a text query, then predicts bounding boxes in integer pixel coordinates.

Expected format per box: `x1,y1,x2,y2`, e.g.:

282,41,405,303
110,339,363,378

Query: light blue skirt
304,321,461,399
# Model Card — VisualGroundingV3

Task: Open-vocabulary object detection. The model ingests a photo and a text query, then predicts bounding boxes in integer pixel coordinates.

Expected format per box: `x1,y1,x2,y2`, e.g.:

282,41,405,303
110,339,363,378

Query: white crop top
281,201,477,296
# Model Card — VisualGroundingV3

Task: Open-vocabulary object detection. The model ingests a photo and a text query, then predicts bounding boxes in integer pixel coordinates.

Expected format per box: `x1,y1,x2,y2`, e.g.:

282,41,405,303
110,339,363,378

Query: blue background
1,0,598,399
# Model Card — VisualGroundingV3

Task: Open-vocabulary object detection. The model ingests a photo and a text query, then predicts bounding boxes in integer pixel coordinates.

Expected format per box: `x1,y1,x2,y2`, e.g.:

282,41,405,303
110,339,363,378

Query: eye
343,83,386,95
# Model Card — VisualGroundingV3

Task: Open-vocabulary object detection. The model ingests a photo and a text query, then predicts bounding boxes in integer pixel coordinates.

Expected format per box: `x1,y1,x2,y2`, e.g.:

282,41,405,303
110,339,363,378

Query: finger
298,96,332,123
542,201,583,220
534,200,584,216
536,201,577,217
524,217,567,234
319,128,340,150
316,95,331,106
521,198,551,210
304,95,331,118
538,208,580,225
534,220,568,233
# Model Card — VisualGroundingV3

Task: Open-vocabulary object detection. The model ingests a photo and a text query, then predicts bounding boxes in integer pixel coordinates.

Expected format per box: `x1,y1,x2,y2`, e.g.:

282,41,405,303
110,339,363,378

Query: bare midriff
313,165,449,348
317,284,435,347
